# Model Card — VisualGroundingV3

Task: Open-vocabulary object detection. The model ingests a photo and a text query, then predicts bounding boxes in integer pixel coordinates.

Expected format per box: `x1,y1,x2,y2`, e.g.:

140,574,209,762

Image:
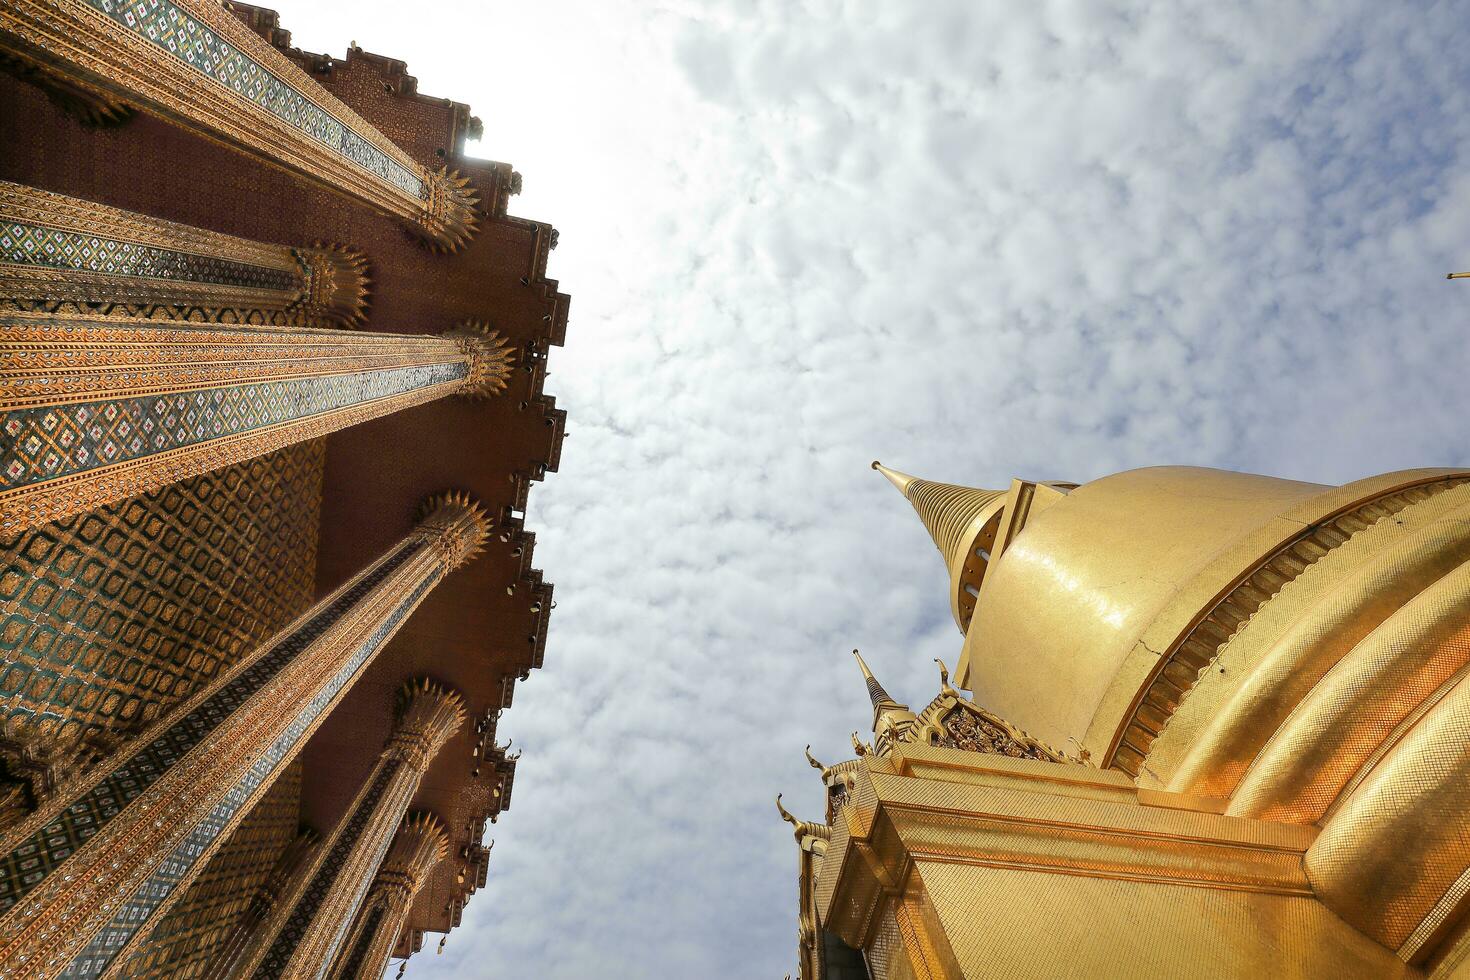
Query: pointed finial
869,462,1008,634
935,657,958,698
805,745,824,771
852,649,898,710
1451,272,1470,280
871,460,918,495
869,462,1003,567
775,793,798,826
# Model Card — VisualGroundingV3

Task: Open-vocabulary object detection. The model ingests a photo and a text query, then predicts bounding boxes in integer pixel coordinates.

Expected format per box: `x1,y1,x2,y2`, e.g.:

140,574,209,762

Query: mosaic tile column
0,1,478,249
0,181,370,328
244,681,464,980
0,492,490,979
0,315,513,531
327,813,447,980
197,828,320,980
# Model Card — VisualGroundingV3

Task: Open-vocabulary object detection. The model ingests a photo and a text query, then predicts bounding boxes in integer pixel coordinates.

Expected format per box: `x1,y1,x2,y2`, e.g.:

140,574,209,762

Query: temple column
0,181,369,328
327,812,448,980
0,492,490,980
198,828,320,980
243,683,463,980
0,316,512,531
0,1,479,249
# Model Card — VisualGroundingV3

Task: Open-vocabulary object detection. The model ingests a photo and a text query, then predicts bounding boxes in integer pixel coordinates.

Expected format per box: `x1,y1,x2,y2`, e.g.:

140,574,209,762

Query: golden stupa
785,461,1470,979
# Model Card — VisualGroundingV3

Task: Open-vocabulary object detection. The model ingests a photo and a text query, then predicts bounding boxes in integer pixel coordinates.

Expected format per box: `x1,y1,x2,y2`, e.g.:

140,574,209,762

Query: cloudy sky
286,2,1469,976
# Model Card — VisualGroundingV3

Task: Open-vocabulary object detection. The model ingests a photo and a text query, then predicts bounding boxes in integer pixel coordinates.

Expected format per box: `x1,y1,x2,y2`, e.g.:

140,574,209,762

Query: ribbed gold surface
1229,558,1470,824
1161,486,1470,798
902,479,1005,575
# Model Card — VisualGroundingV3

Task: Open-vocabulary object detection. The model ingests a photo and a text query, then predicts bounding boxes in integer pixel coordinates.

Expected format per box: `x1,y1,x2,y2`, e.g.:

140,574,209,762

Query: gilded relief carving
255,680,465,979
331,812,447,980
120,761,305,979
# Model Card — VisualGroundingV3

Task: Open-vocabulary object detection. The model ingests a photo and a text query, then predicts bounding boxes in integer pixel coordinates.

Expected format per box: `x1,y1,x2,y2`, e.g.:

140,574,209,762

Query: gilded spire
851,650,917,747
872,461,1009,634
872,461,1004,575
1450,272,1470,280
871,460,918,495
853,649,902,713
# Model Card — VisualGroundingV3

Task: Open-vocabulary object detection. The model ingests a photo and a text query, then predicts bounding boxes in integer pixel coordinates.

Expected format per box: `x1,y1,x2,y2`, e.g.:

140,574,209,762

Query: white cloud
282,1,1470,976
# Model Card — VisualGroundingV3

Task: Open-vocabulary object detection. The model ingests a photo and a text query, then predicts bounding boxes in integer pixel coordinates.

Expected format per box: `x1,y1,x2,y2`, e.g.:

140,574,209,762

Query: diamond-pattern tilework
0,222,296,291
0,361,466,491
0,540,426,923
0,441,322,740
118,761,302,979
83,0,423,197
63,566,432,978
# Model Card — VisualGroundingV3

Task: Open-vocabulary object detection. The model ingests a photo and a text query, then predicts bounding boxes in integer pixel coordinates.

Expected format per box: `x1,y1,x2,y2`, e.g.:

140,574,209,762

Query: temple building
0,2,567,977
786,461,1470,979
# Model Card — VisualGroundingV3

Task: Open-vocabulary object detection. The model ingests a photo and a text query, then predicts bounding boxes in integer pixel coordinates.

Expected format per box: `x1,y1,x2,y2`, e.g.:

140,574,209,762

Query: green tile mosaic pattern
0,441,322,740
85,0,423,197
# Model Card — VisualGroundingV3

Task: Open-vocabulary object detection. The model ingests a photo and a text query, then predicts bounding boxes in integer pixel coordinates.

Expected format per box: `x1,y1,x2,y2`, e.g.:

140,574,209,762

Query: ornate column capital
388,679,467,773
414,492,492,572
419,169,480,253
293,244,372,328
0,718,117,821
444,323,515,399
253,828,323,920
376,812,449,899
